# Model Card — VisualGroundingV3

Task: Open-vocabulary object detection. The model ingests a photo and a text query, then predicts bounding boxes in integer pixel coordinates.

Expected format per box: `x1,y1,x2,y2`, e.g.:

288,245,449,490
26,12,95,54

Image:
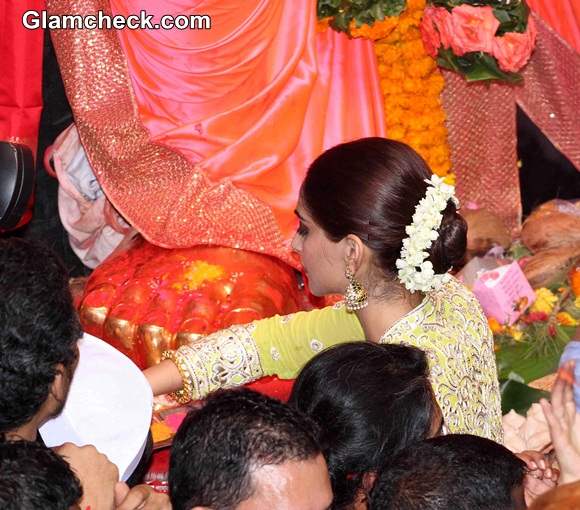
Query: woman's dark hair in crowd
0,238,82,436
169,388,322,510
370,434,526,510
289,342,439,510
301,137,466,280
0,440,83,510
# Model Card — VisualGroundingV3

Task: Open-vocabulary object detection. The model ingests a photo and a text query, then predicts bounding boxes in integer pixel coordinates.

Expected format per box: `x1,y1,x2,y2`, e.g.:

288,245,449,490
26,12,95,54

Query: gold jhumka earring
344,267,368,312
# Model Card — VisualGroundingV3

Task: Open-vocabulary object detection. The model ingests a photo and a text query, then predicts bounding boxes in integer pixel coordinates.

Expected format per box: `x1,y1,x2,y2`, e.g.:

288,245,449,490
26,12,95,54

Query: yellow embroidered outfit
165,277,503,442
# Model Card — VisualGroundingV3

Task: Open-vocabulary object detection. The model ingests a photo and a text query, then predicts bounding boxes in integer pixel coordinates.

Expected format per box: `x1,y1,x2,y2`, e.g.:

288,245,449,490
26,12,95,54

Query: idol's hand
540,360,580,485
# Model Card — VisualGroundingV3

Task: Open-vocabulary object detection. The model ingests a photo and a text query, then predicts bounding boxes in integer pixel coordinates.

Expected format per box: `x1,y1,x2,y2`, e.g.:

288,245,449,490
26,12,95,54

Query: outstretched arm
144,304,364,402
540,359,580,485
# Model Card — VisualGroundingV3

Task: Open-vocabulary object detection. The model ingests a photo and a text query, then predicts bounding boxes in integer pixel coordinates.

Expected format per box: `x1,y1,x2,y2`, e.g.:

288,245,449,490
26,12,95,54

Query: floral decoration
318,0,454,178
317,0,407,33
492,284,580,359
420,0,537,83
396,175,459,292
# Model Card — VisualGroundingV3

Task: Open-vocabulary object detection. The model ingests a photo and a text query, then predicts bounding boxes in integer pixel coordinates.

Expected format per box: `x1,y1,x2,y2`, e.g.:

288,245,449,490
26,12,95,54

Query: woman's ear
343,234,366,273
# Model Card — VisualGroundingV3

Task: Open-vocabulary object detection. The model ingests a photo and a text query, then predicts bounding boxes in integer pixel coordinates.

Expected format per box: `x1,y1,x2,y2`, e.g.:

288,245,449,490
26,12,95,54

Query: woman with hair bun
145,137,502,441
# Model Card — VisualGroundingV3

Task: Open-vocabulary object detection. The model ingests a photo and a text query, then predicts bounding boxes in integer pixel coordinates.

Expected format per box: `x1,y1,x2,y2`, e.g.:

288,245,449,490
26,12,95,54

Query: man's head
0,440,83,510
370,434,526,510
0,239,82,438
169,388,332,510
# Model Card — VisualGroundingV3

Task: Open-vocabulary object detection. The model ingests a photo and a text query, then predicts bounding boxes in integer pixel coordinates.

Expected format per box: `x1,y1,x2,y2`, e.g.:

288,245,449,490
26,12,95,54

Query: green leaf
318,0,407,33
492,8,511,27
500,379,549,416
507,241,532,260
437,49,523,84
496,342,561,383
330,11,350,32
383,0,406,17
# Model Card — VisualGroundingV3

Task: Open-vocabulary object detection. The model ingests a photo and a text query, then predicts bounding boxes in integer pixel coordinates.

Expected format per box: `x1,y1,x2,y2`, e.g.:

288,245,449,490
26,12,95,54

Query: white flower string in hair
396,175,460,293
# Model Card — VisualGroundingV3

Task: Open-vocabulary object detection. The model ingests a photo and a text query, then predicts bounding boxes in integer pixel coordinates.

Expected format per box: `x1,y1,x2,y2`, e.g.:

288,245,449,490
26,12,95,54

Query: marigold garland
318,0,453,179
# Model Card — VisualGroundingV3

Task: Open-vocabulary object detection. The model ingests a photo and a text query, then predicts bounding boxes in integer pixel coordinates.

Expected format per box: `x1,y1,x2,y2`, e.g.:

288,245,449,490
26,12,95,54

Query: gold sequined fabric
516,14,580,173
47,0,293,267
443,13,579,236
442,72,521,235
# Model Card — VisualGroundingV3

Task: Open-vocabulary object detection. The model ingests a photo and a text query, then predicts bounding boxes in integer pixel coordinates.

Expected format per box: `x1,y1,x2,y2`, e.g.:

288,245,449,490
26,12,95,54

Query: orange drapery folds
48,0,386,265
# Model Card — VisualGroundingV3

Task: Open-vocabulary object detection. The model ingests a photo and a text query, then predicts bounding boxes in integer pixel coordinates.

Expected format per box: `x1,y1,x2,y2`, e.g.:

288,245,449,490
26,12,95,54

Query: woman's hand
540,360,580,485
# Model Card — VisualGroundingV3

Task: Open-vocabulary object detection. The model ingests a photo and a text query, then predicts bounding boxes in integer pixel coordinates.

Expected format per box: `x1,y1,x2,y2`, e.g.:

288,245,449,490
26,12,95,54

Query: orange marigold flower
381,79,404,95
488,318,505,334
387,126,407,140
556,312,579,327
317,17,331,33
402,79,422,93
372,0,451,177
407,0,427,10
407,57,436,78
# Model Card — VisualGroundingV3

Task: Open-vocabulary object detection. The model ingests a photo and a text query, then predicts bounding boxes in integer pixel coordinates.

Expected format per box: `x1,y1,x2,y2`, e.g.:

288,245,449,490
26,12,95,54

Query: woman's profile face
291,202,345,296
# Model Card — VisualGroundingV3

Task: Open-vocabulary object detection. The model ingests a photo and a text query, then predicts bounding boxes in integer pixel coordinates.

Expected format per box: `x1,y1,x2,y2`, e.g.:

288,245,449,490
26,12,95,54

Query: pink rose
421,7,454,57
493,17,537,73
420,7,442,57
449,5,501,56
433,7,454,50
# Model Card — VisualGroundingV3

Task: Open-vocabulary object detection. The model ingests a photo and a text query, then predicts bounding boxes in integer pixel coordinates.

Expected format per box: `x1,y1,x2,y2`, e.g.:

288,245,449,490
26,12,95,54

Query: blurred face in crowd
234,454,332,510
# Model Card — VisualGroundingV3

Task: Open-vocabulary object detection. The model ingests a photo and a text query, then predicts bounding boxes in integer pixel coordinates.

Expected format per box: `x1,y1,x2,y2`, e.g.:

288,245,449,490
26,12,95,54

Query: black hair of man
0,440,82,510
169,388,323,510
370,434,526,510
0,238,82,435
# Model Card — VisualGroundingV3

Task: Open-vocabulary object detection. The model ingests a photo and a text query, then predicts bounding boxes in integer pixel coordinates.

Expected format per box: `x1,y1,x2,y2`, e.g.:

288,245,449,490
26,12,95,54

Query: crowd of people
1,138,580,509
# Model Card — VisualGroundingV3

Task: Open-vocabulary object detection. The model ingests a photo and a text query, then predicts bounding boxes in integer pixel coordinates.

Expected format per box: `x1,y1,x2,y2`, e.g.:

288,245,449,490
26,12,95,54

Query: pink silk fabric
110,0,386,239
526,0,580,53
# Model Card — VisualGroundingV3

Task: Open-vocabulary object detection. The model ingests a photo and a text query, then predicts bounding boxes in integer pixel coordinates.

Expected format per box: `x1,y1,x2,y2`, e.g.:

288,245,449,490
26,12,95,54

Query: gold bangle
161,350,195,405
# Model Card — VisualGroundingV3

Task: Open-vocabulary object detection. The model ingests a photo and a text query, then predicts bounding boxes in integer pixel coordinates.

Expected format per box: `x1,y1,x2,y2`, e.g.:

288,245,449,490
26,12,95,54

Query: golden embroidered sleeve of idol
166,277,503,442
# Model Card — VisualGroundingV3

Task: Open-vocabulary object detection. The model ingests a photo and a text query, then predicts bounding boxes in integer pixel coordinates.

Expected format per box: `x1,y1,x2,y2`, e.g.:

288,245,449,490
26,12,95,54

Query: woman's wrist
160,350,195,404
143,358,185,397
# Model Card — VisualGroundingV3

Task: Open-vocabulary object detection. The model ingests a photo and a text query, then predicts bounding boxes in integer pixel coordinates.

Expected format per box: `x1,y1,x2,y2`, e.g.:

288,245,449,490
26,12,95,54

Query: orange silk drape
110,0,386,240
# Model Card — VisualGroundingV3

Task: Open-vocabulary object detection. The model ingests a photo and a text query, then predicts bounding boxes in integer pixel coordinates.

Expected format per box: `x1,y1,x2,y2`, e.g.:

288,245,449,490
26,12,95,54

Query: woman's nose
291,233,302,253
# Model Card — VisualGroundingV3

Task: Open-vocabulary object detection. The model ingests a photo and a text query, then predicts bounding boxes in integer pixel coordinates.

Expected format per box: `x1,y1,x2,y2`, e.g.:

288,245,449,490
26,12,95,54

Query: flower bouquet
491,257,580,389
420,0,537,83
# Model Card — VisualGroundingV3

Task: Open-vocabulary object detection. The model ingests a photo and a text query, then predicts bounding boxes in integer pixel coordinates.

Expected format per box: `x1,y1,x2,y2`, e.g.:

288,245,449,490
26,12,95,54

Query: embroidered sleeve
169,324,264,402
166,304,365,402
